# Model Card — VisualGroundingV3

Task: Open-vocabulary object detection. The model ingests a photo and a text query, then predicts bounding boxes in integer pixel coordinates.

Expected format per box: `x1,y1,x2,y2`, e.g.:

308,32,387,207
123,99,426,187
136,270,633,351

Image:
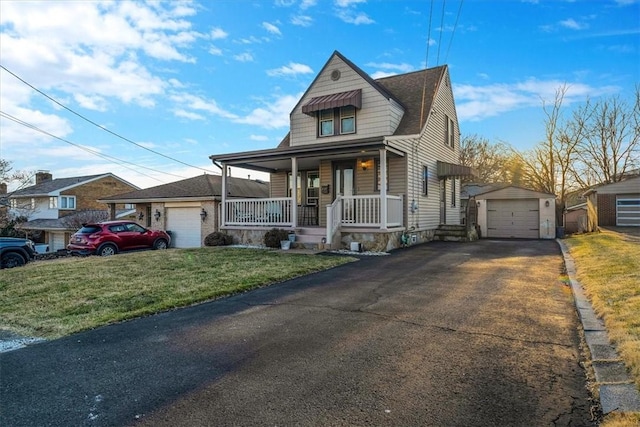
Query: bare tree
459,135,513,183
1,159,36,235
61,210,110,231
573,87,640,184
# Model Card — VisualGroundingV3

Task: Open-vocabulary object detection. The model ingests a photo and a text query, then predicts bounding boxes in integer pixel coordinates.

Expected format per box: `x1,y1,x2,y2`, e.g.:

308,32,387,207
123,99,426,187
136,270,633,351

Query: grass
564,231,640,426
0,247,355,339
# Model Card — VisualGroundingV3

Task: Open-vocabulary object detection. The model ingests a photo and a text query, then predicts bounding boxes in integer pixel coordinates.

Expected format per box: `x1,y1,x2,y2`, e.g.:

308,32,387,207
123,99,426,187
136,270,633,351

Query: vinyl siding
290,55,404,146
595,177,640,194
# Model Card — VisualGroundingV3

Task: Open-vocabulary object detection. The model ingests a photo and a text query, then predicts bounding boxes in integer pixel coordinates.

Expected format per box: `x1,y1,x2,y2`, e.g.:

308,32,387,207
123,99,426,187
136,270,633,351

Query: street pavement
0,240,596,426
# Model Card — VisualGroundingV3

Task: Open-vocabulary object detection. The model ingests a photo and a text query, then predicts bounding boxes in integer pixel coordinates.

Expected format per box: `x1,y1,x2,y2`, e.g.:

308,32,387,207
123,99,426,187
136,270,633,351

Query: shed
475,186,556,239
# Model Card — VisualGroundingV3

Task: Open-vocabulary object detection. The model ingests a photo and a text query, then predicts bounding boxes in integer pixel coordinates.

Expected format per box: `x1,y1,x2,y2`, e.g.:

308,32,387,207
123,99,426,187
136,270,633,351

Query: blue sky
1,0,638,189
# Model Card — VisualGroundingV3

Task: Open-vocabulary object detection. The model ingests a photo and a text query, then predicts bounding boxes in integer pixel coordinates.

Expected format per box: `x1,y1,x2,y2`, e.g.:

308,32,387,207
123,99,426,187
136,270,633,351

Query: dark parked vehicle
67,220,171,256
0,237,37,268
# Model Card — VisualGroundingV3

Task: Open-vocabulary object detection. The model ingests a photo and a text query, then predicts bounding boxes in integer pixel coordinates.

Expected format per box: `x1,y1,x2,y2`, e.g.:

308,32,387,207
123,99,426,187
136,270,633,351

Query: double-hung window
60,195,76,210
445,115,455,148
319,109,334,136
49,197,58,209
319,106,357,137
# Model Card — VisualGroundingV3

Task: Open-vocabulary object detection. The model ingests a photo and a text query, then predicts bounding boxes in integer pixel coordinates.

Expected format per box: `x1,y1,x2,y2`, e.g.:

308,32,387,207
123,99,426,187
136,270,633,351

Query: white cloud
250,134,269,141
211,27,228,39
335,0,366,6
74,94,108,112
267,62,314,77
559,18,588,30
173,109,206,121
335,9,375,25
300,0,318,9
366,62,414,73
208,45,223,56
170,93,239,120
454,79,619,122
234,93,302,129
291,15,313,27
234,52,255,62
262,22,282,36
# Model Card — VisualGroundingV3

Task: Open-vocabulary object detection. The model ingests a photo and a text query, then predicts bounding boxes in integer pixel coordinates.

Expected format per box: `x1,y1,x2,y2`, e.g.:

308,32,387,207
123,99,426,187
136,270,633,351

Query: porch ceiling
210,137,403,173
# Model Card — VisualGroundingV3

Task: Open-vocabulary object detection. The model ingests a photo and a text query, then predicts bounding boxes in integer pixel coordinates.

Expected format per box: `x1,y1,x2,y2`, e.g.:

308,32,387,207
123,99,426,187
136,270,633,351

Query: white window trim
59,195,76,210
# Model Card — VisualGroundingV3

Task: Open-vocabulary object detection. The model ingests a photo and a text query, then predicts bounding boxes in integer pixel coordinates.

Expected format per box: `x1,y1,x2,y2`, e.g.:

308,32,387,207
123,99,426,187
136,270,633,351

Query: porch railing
225,198,293,227
224,195,403,231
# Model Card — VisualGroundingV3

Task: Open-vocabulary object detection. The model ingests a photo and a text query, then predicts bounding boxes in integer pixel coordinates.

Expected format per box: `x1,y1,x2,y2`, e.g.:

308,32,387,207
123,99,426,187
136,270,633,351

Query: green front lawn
0,248,355,339
564,231,640,426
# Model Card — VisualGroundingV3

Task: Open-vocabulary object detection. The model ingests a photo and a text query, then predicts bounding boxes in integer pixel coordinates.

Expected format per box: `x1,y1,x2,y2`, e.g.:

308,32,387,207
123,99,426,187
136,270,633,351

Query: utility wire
0,64,216,174
0,111,187,183
436,0,447,65
444,0,464,64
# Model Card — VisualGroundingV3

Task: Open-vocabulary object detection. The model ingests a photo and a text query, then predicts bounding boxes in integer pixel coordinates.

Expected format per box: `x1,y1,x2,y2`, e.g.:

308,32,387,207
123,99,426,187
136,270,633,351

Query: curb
557,239,640,414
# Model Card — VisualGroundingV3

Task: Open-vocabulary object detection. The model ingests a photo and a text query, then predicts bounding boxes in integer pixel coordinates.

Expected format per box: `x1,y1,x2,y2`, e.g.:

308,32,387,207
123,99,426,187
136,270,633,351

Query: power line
444,0,464,64
0,110,188,183
0,64,216,174
436,0,447,65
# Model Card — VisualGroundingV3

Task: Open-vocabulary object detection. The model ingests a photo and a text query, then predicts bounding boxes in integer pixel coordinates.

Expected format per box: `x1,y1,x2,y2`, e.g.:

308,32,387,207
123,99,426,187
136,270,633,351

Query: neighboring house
209,51,472,251
564,203,588,234
99,174,269,248
474,186,556,239
584,176,640,229
8,171,138,251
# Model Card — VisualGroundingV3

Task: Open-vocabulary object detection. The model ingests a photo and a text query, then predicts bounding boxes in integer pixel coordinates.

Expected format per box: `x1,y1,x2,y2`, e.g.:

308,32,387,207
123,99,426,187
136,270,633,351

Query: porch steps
434,224,476,242
292,227,326,250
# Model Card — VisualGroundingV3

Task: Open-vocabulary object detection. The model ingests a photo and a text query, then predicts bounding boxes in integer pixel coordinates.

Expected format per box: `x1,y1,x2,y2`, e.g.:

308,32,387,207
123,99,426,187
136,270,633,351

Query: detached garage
476,186,556,239
584,176,640,229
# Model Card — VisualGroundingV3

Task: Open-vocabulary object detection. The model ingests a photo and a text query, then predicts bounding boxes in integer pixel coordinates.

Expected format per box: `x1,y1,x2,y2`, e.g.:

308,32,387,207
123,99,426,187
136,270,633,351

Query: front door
334,162,355,222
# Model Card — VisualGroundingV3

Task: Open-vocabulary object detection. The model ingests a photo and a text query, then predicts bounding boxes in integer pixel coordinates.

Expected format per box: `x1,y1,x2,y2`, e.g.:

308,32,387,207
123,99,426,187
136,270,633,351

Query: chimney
0,182,6,194
36,171,53,184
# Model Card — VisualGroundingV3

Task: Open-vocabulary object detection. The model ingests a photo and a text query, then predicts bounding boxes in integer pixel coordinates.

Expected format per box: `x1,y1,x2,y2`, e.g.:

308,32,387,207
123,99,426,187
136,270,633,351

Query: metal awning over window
302,89,362,115
437,161,475,179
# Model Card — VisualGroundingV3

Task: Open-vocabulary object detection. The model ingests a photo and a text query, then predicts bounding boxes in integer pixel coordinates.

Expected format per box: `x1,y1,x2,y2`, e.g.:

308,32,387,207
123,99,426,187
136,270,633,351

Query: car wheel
97,244,117,256
154,239,168,250
1,252,26,269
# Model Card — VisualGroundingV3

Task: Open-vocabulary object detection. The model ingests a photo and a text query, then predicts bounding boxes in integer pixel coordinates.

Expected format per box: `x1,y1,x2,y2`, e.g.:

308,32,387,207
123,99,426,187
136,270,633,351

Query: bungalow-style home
7,171,139,251
99,174,269,248
209,51,473,251
584,175,640,230
474,185,556,239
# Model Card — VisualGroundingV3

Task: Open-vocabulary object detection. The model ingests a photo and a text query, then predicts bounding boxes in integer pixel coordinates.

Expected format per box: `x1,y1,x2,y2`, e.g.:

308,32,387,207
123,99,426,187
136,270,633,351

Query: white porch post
291,156,298,227
221,164,228,226
379,148,388,230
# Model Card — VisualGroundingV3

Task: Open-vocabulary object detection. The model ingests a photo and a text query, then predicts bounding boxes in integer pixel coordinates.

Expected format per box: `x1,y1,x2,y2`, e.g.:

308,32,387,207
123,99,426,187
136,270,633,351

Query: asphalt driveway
0,240,595,426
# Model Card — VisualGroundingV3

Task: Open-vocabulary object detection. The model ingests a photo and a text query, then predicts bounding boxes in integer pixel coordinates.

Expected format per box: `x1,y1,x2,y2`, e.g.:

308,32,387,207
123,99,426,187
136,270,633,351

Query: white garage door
51,232,66,251
166,208,202,248
617,198,640,226
487,199,539,239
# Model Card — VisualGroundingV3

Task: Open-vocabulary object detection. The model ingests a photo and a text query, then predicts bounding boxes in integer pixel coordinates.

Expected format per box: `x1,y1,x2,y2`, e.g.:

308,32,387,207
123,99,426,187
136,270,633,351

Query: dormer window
302,89,362,138
319,109,334,136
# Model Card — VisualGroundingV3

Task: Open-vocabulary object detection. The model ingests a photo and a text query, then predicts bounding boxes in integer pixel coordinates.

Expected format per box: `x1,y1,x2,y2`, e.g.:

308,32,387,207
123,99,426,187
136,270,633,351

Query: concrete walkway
557,239,640,414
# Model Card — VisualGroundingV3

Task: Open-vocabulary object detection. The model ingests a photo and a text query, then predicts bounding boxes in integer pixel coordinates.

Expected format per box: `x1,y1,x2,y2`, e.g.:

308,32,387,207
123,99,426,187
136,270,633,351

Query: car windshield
78,225,101,234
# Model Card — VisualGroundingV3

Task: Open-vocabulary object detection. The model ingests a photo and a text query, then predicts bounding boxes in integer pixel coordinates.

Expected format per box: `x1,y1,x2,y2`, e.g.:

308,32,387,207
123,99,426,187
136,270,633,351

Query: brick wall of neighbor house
597,194,616,226
60,177,137,217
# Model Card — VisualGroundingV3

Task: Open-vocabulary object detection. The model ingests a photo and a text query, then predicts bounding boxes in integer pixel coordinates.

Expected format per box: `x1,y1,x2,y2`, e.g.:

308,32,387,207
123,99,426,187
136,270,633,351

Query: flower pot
280,240,291,250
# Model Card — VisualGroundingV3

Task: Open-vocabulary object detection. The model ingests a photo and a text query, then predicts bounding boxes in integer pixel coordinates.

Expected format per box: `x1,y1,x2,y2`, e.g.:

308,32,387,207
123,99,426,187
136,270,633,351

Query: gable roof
276,51,447,149
475,185,555,199
10,173,138,198
99,174,269,203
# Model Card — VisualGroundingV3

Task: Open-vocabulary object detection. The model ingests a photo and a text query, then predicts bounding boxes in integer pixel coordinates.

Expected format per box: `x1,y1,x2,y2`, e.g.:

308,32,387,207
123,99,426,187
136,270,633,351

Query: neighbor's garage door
487,199,539,239
166,207,201,248
51,232,67,251
617,197,640,226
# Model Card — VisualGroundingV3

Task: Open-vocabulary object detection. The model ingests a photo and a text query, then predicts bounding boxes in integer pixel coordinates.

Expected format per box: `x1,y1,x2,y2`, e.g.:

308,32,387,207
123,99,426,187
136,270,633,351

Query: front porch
222,194,404,249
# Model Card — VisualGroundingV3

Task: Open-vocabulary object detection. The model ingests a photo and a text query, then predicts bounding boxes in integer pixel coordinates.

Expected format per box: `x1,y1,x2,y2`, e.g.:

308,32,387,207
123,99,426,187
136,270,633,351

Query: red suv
67,220,171,256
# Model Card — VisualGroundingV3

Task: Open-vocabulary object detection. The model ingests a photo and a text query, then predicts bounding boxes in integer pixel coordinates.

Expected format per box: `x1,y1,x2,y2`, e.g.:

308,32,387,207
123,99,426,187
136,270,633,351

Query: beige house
100,174,269,248
209,51,472,251
584,176,640,230
8,171,138,251
475,186,556,239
